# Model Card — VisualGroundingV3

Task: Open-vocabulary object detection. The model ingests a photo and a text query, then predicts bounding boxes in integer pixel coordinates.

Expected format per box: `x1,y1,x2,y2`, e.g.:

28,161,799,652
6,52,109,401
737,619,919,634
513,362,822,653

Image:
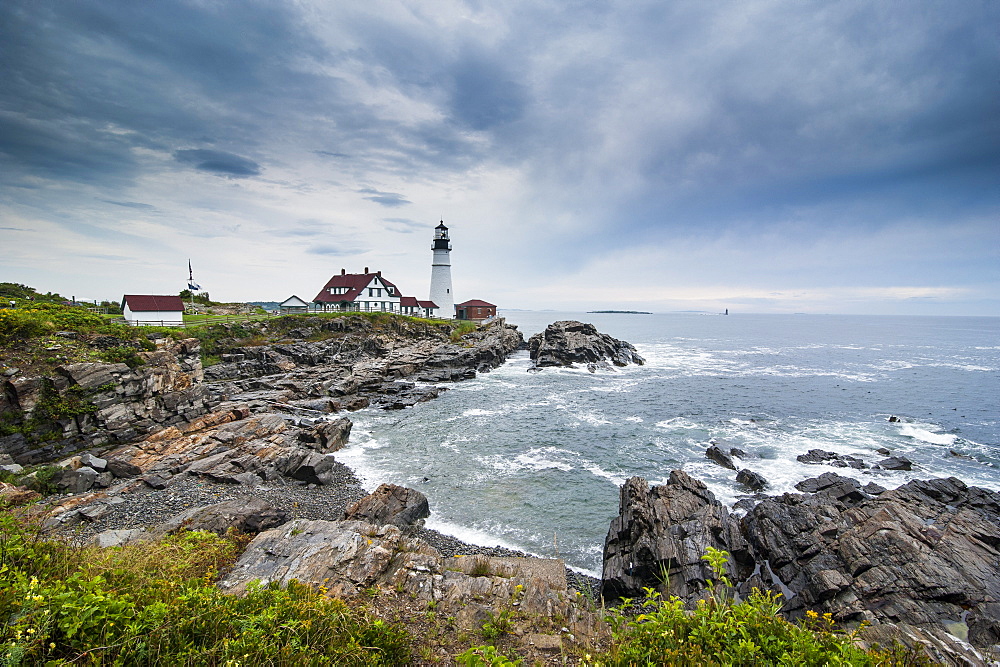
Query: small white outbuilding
279,295,310,314
121,294,185,326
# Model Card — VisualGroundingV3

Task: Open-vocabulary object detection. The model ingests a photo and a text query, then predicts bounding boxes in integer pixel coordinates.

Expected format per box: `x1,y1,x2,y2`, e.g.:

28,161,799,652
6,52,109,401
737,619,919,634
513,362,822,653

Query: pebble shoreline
72,459,602,598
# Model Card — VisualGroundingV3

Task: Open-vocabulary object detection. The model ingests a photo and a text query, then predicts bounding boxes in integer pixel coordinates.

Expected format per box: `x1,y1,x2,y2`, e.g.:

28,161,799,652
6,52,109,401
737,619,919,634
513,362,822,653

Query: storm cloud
0,0,996,313
174,150,262,178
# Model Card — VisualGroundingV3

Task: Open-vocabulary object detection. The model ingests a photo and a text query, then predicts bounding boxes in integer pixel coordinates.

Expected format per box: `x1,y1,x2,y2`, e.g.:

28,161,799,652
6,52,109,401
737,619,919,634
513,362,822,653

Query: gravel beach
70,458,602,598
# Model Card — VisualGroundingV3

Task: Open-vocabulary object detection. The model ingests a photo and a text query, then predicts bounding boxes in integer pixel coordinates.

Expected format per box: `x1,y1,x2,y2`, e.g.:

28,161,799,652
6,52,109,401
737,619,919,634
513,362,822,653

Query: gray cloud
306,243,370,256
100,199,155,210
383,218,425,234
0,0,996,313
359,188,410,208
174,149,261,177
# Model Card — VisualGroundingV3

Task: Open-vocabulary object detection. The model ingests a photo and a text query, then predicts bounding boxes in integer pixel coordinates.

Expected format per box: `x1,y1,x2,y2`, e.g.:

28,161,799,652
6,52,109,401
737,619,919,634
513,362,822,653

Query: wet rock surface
527,320,644,369
602,470,1000,664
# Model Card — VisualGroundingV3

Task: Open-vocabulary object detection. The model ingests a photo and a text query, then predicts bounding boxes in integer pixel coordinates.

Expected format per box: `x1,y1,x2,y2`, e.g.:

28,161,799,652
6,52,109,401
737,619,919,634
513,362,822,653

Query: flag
187,260,201,291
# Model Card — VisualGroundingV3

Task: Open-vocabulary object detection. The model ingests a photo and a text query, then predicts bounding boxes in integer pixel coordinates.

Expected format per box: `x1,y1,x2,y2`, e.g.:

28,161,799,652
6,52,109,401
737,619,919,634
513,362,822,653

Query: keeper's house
121,294,185,326
312,268,439,318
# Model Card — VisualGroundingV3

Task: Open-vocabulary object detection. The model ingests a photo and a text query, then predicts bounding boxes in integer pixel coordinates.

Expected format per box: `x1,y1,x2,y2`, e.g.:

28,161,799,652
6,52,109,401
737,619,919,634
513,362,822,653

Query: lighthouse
429,220,454,318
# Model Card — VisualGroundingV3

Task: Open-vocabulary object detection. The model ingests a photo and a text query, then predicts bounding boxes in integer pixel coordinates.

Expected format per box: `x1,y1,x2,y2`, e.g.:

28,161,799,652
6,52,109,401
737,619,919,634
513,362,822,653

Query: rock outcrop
1,339,214,465
602,471,1000,664
602,472,752,602
205,318,524,400
527,321,644,370
342,483,430,530
218,519,601,644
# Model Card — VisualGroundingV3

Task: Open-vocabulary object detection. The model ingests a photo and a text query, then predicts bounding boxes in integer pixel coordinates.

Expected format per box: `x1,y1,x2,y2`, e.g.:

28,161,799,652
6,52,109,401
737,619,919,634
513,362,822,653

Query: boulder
153,498,289,537
527,321,644,369
79,453,107,471
796,448,867,469
706,445,736,470
342,483,430,529
57,466,98,494
736,469,768,492
105,458,142,478
283,451,335,485
877,455,913,471
794,472,867,504
217,519,600,643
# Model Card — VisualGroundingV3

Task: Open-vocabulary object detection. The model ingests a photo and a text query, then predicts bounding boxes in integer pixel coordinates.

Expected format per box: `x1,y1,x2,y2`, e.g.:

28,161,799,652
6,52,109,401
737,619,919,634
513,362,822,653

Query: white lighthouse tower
429,220,454,318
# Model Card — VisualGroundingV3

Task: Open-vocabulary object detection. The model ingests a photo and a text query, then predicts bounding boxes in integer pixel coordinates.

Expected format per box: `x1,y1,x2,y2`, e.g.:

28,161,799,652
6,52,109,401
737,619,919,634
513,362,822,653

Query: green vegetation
0,283,67,305
450,319,478,342
594,548,925,667
0,380,118,443
0,513,410,665
0,509,929,665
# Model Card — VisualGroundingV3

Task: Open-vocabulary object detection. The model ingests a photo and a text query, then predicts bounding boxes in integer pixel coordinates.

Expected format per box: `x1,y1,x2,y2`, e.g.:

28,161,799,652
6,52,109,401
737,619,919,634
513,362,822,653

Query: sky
1,0,998,315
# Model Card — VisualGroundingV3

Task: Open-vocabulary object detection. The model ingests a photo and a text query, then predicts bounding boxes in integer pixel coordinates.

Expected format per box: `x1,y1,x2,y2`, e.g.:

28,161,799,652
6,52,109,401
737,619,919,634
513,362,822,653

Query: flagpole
188,260,194,314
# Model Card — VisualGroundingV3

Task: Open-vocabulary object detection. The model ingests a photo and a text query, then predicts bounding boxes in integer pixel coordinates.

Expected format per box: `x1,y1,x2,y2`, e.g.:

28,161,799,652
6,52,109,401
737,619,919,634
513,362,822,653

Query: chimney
341,268,345,275
377,270,381,277
364,266,369,274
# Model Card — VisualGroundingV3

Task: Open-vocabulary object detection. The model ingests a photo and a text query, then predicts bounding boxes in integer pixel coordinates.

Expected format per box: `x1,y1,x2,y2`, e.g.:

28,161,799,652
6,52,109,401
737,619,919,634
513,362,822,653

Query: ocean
337,312,1000,576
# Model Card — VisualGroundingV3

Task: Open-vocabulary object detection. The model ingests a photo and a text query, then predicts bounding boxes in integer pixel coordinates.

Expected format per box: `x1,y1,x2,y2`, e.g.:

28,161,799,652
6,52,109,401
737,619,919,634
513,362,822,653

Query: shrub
98,346,146,368
0,514,412,665
597,550,928,667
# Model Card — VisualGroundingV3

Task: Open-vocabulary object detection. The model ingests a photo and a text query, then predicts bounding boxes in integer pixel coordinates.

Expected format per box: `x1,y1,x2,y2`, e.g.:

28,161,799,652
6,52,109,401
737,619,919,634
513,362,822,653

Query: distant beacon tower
429,220,454,318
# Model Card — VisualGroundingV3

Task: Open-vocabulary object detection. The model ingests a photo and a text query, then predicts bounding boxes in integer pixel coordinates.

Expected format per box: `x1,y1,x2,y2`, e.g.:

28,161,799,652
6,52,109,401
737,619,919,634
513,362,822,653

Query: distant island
587,310,653,314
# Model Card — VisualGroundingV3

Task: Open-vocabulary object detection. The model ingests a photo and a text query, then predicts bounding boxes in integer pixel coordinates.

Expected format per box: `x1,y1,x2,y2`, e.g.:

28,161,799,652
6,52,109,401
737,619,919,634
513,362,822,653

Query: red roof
418,300,438,309
313,272,400,304
399,296,419,307
456,299,496,308
122,295,185,312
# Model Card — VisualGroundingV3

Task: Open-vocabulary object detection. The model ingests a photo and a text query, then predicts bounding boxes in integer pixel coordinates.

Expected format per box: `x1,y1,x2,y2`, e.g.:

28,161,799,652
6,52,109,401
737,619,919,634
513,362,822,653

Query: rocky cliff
1,338,214,466
603,470,1000,665
2,316,524,499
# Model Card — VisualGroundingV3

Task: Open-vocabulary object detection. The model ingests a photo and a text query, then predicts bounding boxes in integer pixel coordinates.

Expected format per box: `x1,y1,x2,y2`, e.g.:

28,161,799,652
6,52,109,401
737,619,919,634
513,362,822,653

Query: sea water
336,312,1000,576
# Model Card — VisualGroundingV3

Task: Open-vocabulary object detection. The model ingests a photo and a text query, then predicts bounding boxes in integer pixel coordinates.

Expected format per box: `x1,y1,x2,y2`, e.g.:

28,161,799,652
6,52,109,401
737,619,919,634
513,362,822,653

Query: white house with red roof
121,294,185,326
312,268,439,318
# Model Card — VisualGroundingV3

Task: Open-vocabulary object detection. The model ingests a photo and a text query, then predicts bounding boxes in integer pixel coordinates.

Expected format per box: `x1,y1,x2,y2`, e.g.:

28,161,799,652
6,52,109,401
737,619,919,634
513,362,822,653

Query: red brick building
455,299,496,321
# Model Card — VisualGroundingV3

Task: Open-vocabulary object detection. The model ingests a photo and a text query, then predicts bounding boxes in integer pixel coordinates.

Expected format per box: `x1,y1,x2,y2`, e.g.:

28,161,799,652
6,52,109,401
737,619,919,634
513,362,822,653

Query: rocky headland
4,314,998,663
1,315,612,662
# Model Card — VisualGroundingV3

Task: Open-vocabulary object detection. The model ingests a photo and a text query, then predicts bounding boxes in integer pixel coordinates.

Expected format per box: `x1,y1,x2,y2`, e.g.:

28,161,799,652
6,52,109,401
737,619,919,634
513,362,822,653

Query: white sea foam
423,517,524,553
625,416,644,423
900,425,957,446
570,411,613,426
656,417,703,431
584,463,628,487
463,408,502,417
